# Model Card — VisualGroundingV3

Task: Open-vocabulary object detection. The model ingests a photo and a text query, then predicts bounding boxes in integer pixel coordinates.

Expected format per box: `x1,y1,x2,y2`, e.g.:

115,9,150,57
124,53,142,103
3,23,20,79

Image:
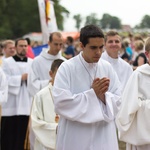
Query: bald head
49,32,63,42
48,32,64,55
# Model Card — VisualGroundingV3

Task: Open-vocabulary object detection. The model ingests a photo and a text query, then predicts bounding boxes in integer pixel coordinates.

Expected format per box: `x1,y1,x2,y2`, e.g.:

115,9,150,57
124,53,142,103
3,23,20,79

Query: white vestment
116,64,150,150
28,48,65,150
101,51,133,91
2,57,33,116
28,48,65,97
31,83,57,150
53,52,122,150
0,67,8,104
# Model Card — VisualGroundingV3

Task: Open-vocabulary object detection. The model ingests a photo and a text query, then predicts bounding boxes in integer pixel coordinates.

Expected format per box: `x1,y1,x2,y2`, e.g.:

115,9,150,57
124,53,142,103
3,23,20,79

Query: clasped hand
91,77,110,104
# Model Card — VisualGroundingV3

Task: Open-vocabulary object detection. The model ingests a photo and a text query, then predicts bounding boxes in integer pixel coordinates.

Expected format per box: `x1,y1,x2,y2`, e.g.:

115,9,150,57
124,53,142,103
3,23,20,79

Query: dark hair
50,59,64,72
15,38,27,47
80,25,104,47
67,36,74,43
49,32,62,42
25,38,31,45
121,52,130,61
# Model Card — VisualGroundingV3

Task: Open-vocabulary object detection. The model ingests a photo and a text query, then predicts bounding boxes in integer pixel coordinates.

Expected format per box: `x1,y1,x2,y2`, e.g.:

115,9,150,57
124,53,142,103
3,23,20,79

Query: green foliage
84,13,100,26
73,14,82,31
80,13,121,29
110,17,121,29
52,0,69,30
100,13,112,28
139,15,150,28
100,13,121,29
0,0,41,39
0,0,69,39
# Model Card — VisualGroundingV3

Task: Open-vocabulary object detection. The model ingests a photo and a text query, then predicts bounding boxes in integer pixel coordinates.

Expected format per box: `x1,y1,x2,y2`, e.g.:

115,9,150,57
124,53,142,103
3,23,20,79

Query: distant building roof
122,25,132,32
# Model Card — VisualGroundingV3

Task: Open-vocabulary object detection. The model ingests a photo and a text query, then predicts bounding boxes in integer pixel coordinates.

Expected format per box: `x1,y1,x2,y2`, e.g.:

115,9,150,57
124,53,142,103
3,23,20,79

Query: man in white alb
101,30,133,150
28,32,65,97
101,30,133,92
28,32,65,150
1,38,33,150
52,25,122,150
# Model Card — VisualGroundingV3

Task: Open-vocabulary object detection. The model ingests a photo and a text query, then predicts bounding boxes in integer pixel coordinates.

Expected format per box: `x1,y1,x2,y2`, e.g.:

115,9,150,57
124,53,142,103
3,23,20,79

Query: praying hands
92,77,110,104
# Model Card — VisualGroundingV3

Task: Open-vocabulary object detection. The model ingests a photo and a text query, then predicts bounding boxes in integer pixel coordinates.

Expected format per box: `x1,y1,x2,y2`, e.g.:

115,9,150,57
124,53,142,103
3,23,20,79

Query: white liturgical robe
2,57,33,116
28,48,65,97
28,48,65,150
31,83,57,150
116,64,150,150
0,67,8,104
101,51,133,91
53,52,122,150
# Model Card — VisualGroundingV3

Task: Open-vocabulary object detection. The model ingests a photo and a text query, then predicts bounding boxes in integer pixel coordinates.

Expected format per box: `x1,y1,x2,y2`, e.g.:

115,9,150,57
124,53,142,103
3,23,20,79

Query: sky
60,0,150,31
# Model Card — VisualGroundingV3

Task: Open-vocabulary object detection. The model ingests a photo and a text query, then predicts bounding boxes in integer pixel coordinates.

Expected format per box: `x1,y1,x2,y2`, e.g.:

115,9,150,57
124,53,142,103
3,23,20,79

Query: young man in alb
53,25,121,150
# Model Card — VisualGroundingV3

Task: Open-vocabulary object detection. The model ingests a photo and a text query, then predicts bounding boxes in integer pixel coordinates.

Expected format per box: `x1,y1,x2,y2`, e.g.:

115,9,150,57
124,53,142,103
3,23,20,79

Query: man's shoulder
31,54,46,66
64,55,78,64
33,54,43,61
5,56,13,61
99,58,112,67
58,55,79,71
27,57,33,63
36,84,51,97
3,57,14,65
67,45,74,50
119,57,132,69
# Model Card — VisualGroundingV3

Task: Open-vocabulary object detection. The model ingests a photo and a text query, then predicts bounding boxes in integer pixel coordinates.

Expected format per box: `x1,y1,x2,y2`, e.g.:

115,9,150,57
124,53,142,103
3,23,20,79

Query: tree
100,13,122,29
100,13,112,29
110,17,121,29
0,0,40,39
139,15,150,28
0,0,69,39
52,0,69,30
84,13,100,26
73,14,82,31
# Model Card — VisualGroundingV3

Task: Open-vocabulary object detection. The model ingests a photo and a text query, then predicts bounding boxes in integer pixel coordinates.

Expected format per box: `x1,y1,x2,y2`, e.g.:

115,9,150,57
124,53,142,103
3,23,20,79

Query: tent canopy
23,32,80,42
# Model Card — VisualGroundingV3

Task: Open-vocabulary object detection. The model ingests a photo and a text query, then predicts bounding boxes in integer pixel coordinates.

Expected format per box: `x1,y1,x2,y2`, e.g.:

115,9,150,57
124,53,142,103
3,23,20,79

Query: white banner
37,0,58,44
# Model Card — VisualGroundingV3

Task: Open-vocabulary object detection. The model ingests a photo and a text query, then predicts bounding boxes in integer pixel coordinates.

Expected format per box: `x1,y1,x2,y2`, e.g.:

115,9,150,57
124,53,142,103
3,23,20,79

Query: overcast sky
60,0,150,31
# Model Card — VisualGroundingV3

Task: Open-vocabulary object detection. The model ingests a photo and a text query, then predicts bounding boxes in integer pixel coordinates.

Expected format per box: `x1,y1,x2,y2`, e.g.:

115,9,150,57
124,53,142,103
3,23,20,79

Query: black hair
80,24,104,47
15,38,27,47
25,38,31,45
67,36,74,43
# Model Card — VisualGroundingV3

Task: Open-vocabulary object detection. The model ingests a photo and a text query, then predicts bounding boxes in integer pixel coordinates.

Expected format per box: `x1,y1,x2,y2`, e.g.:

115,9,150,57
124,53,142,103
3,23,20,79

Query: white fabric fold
31,84,57,150
53,53,121,150
116,64,150,149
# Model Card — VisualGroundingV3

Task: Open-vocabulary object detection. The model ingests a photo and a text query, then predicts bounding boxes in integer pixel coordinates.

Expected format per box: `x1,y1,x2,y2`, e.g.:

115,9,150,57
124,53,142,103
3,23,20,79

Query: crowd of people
0,24,150,150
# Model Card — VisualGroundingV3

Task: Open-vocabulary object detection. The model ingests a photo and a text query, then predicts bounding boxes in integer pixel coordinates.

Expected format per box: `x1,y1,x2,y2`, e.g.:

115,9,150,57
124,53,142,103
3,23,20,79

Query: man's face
105,35,121,57
16,40,28,57
49,35,63,55
81,37,104,63
4,43,15,57
145,51,150,64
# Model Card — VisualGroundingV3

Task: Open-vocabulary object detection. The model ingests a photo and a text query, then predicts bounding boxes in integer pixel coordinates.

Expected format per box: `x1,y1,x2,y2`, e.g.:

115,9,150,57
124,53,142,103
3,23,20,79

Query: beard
17,50,27,57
